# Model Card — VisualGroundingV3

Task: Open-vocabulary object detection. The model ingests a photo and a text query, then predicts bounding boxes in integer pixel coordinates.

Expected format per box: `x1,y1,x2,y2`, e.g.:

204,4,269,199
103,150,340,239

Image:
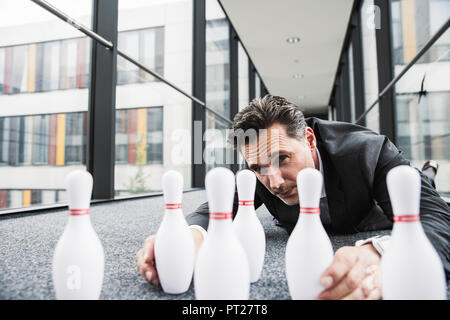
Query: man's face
242,123,317,205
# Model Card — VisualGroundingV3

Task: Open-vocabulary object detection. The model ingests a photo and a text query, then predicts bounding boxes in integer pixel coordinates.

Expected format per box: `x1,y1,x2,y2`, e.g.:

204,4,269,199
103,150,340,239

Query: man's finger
342,286,367,300
366,287,382,300
141,264,159,284
318,261,366,299
134,234,161,287
363,265,381,299
320,247,358,289
143,235,156,263
361,275,375,296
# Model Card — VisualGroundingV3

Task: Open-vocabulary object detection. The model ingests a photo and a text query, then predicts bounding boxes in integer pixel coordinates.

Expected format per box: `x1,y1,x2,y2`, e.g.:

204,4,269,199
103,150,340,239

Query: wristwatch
355,235,391,256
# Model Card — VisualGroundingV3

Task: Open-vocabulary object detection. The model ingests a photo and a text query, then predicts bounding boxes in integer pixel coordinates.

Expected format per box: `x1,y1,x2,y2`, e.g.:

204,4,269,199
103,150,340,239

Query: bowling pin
233,169,265,283
154,170,195,294
285,168,334,300
381,165,446,299
194,167,250,300
52,170,104,300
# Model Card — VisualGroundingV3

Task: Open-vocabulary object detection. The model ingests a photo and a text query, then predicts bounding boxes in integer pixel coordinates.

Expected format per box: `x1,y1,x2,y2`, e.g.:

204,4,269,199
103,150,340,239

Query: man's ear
304,127,316,150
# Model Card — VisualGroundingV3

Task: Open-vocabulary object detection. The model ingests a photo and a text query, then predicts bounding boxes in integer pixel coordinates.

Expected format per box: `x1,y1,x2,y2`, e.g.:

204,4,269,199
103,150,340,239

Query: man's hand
317,244,382,300
136,229,204,286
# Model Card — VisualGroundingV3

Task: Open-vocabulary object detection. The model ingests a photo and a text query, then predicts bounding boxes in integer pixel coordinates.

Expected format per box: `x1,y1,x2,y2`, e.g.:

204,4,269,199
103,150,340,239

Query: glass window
10,45,29,94
36,41,61,92
360,0,380,133
60,39,78,89
154,27,165,76
348,43,356,123
238,41,249,109
32,115,50,165
205,0,231,172
255,72,261,98
139,28,156,81
116,0,192,197
0,0,91,213
76,37,90,89
391,0,404,65
65,112,85,165
0,48,5,94
1,36,90,94
206,0,230,118
392,0,450,197
117,27,165,85
205,111,229,172
0,117,10,164
17,116,33,165
146,107,163,164
429,0,450,61
391,0,450,66
118,31,140,84
115,109,129,163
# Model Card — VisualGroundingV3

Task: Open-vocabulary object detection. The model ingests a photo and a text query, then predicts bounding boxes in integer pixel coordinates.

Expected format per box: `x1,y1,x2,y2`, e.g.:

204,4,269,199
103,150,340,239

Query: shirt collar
316,147,327,198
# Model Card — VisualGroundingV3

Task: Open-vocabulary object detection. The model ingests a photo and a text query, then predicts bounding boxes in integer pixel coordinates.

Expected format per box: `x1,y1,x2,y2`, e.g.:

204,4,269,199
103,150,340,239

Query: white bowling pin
52,170,104,300
233,169,265,283
154,170,195,294
194,167,250,300
285,168,334,300
381,165,446,300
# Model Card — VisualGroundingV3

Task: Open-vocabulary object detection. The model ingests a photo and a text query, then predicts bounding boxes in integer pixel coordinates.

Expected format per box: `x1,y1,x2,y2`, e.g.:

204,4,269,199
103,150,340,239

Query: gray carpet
0,190,447,299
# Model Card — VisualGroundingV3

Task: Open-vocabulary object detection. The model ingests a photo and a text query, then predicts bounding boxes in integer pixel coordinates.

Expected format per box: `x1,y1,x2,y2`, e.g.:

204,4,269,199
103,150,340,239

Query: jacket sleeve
372,137,450,280
185,185,264,231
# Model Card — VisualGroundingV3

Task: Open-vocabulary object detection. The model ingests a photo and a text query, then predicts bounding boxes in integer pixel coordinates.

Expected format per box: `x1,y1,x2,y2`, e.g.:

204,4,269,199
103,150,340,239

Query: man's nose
265,166,284,190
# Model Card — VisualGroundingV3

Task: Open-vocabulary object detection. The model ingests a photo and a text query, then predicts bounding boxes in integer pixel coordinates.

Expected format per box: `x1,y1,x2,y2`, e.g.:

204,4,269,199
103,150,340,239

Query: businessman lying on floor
136,94,449,300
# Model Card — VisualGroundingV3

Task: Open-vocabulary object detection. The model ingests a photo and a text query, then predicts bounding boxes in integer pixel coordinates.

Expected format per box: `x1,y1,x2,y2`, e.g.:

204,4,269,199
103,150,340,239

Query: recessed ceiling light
292,74,304,79
286,36,301,44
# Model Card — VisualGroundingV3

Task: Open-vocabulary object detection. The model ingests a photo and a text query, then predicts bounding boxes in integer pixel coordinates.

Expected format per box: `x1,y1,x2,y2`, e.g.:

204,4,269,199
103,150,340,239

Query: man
136,95,449,300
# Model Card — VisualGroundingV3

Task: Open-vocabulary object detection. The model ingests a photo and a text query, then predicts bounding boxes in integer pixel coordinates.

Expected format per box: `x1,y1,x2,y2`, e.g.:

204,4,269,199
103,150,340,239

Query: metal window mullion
374,0,396,143
260,79,266,97
87,0,118,200
340,56,351,123
351,9,366,126
334,82,342,121
248,61,255,101
229,25,239,174
192,0,206,188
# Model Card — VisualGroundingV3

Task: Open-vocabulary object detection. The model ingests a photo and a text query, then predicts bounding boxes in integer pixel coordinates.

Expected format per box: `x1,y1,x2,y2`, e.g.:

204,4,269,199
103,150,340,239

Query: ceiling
220,0,354,115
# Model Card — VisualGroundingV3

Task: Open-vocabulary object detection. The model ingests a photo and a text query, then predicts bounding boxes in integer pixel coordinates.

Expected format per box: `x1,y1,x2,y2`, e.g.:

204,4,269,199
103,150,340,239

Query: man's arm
372,138,450,279
185,201,210,231
185,186,264,231
319,136,450,300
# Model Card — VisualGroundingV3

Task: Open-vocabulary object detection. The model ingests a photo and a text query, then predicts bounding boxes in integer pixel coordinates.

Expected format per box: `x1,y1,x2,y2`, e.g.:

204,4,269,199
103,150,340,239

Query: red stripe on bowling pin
300,207,320,214
69,208,90,216
393,214,420,223
238,200,254,206
165,203,182,210
210,212,232,220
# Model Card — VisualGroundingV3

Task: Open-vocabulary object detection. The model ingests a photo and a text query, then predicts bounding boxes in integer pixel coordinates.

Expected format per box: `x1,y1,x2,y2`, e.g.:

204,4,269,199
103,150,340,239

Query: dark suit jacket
186,118,450,279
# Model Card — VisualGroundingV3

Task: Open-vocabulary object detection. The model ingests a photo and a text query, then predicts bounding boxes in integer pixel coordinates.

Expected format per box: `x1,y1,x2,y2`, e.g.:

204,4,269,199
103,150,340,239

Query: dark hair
228,94,307,149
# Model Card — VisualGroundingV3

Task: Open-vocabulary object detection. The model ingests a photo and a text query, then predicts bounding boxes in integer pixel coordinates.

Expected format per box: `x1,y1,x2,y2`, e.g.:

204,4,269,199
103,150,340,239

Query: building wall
0,1,194,210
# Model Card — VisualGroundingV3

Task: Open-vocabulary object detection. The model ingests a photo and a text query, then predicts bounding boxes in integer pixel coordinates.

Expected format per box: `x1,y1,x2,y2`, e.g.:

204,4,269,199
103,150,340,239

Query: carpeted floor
0,190,447,300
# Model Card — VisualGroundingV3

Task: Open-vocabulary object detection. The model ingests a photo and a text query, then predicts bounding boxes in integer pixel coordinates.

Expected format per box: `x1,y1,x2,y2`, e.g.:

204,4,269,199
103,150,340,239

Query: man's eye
279,155,288,162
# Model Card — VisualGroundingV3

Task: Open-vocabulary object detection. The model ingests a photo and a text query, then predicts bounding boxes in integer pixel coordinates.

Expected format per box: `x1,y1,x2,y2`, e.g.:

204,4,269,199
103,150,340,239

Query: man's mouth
277,186,296,198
